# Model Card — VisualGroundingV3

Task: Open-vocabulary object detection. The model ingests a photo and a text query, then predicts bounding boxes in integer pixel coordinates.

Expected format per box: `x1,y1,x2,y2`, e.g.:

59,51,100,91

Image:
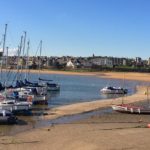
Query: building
90,57,113,67
66,60,75,69
148,57,150,66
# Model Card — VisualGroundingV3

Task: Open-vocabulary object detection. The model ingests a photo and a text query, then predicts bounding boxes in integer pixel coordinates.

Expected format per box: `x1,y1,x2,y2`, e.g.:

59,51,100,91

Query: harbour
0,72,146,135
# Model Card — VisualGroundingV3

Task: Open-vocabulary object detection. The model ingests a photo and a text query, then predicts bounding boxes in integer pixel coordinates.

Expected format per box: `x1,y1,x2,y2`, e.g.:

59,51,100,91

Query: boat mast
0,24,7,82
147,86,149,107
121,72,125,104
25,40,30,80
21,31,27,80
38,40,42,81
4,46,9,87
16,36,23,81
22,31,26,57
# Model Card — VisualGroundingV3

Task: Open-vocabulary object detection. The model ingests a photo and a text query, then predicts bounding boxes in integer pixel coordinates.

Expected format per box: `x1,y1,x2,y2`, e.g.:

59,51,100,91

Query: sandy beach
10,69,150,81
0,71,150,150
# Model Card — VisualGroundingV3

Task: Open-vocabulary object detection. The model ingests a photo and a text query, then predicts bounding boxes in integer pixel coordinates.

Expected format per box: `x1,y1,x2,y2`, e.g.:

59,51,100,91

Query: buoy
147,124,150,128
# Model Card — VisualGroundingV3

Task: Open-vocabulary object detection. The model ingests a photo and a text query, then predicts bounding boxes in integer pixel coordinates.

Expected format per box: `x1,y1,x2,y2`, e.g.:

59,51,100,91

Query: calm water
27,73,146,108
0,72,149,135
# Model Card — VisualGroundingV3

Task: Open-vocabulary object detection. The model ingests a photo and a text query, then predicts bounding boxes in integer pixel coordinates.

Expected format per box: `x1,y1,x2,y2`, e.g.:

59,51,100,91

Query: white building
91,57,113,67
148,57,150,65
66,60,75,69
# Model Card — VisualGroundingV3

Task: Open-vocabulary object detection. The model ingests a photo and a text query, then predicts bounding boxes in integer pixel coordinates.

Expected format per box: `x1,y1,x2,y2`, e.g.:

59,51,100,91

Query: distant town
1,52,150,72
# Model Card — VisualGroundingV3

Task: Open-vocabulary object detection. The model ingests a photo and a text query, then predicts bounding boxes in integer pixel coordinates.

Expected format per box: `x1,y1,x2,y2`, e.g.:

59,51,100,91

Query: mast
4,47,9,87
22,31,26,56
147,86,149,107
16,36,23,81
21,31,27,79
38,40,42,80
25,40,30,80
121,72,125,104
0,24,7,82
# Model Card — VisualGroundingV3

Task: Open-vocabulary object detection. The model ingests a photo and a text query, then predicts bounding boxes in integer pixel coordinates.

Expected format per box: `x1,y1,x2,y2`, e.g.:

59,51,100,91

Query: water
25,73,144,107
0,72,149,135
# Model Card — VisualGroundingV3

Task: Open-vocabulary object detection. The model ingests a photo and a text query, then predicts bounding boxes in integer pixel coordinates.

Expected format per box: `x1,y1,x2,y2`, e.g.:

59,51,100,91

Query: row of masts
0,24,42,86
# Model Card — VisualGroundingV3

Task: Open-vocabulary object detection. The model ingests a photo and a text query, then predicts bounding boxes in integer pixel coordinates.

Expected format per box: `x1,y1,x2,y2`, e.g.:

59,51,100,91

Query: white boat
0,109,17,124
100,86,128,94
5,87,48,105
17,88,48,105
32,94,48,105
40,82,60,91
0,100,32,113
111,104,150,114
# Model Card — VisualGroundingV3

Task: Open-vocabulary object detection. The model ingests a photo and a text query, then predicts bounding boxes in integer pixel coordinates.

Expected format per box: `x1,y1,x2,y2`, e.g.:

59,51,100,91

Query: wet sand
0,71,150,150
1,107,150,150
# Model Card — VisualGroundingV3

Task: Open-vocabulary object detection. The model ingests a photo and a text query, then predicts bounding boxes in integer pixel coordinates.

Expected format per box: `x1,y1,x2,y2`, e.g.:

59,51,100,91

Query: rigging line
10,47,24,85
20,32,27,80
0,36,3,46
35,42,41,57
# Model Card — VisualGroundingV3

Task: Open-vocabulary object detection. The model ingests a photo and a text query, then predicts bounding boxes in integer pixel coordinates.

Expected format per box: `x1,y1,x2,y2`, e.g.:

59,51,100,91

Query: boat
40,82,60,91
0,109,17,124
6,85,48,105
100,86,128,94
38,78,60,92
0,100,32,113
112,86,150,114
32,95,48,105
112,104,150,114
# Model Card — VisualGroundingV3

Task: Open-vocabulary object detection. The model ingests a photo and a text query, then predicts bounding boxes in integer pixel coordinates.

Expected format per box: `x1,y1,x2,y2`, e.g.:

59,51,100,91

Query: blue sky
0,0,150,59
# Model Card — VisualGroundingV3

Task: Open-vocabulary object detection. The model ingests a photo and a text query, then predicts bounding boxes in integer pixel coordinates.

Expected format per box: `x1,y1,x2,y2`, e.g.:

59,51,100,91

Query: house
66,60,75,69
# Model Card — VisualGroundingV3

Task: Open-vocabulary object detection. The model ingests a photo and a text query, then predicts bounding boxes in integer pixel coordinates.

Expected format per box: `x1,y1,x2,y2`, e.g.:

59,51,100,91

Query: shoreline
42,85,147,120
6,68,150,81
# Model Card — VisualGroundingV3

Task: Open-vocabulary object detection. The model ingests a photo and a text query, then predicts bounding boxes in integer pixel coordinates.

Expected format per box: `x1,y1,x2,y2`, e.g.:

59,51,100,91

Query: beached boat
112,86,150,114
0,109,17,124
112,104,150,114
100,86,128,94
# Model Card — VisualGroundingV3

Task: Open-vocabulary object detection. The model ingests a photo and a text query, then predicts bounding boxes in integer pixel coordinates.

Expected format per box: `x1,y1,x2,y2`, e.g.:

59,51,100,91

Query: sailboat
112,86,150,114
38,78,60,91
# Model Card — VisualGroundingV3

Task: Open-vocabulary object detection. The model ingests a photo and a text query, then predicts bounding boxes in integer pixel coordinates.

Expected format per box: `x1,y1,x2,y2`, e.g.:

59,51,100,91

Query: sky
0,0,150,59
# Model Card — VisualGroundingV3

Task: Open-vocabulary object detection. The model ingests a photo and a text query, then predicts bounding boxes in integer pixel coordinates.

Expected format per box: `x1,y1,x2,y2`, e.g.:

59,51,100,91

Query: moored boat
0,100,32,113
38,78,60,91
101,86,128,94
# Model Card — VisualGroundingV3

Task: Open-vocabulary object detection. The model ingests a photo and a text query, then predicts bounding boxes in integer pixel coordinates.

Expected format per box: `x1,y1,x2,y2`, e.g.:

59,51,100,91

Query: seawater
26,73,144,107
0,72,148,135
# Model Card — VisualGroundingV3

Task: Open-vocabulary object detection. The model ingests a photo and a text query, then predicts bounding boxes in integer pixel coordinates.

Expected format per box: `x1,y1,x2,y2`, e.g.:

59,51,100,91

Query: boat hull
112,104,150,114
